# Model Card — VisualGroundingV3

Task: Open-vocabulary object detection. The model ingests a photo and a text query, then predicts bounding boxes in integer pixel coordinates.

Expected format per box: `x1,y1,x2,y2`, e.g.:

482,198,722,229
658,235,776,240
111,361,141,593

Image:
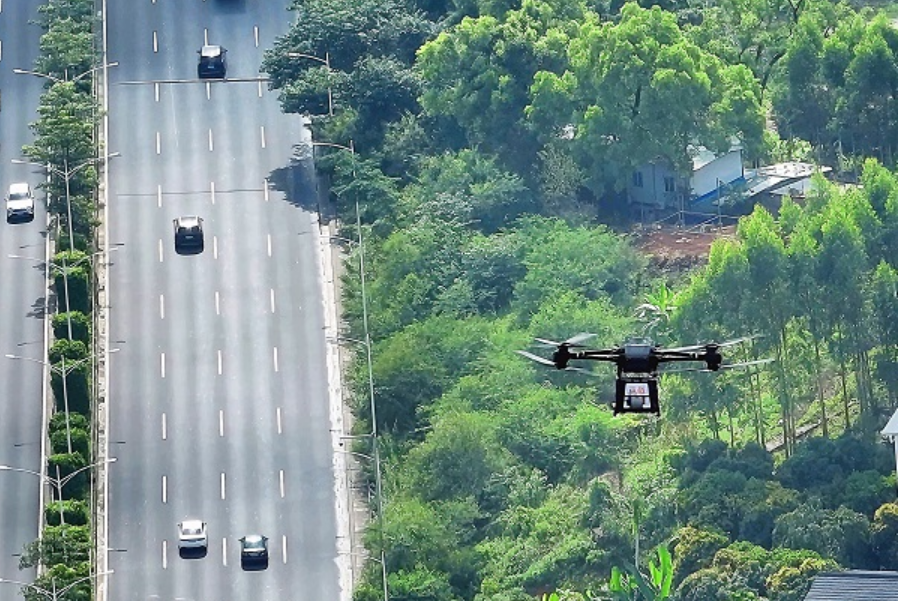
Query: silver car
177,519,208,549
6,182,34,221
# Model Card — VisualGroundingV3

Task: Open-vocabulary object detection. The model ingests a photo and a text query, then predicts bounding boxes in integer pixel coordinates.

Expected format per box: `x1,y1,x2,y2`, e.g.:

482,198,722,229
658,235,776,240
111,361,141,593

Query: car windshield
182,526,202,535
8,192,29,200
245,538,264,549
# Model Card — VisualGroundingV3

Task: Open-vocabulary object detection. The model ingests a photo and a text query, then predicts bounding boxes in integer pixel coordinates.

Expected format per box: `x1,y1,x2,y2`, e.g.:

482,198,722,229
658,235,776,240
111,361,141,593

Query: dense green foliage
17,1,99,598
263,0,898,599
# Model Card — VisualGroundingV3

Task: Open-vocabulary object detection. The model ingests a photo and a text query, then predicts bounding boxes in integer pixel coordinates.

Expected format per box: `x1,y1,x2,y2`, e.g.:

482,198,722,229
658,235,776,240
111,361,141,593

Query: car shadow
6,214,36,225
174,244,204,256
213,0,247,13
179,547,208,560
240,557,269,571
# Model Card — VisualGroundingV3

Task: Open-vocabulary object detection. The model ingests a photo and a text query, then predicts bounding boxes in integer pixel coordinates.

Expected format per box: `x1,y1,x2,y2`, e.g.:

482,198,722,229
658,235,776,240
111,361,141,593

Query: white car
6,182,34,221
177,520,207,549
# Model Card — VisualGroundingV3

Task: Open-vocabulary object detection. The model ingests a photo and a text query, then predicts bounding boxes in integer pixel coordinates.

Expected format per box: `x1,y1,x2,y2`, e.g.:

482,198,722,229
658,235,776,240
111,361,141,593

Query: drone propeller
663,357,774,374
516,350,599,375
516,350,557,367
533,332,597,348
665,335,761,354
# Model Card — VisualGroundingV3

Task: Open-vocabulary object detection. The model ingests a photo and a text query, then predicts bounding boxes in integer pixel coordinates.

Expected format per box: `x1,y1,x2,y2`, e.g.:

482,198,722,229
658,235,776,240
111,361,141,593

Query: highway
0,1,53,596
105,1,344,599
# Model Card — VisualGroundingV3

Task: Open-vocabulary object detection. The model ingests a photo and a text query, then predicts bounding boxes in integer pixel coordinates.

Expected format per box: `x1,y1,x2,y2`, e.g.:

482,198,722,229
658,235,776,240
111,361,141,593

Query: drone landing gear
614,377,660,415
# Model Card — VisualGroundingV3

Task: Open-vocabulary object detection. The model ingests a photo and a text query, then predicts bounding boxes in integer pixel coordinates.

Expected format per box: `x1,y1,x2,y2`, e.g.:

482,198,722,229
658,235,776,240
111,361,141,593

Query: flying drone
517,334,771,415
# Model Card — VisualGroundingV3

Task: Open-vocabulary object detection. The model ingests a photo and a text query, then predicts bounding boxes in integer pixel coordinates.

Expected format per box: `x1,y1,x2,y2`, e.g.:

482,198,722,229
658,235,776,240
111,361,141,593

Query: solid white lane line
154,82,160,102
157,184,162,207
208,129,214,152
279,469,285,498
217,350,222,375
273,347,279,373
282,536,288,564
260,126,266,149
160,352,166,378
258,80,263,98
220,472,226,499
158,239,164,262
215,291,221,315
0,41,3,62
204,28,209,46
162,475,167,503
219,410,224,437
222,538,228,566
153,31,158,53
254,25,260,47
206,81,211,100
159,294,165,319
264,178,270,201
162,540,167,569
162,413,167,440
156,131,161,154
270,289,276,313
210,181,216,204
276,407,282,434
213,236,219,259
267,234,272,257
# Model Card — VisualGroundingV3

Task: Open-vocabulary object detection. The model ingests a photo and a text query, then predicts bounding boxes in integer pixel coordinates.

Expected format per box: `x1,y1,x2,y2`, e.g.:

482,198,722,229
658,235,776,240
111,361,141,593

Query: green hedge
50,425,90,459
47,452,89,500
52,311,91,343
44,499,90,526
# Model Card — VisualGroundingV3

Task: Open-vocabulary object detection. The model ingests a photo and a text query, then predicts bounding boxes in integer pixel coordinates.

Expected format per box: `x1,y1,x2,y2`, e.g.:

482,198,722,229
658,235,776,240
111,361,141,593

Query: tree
23,563,92,601
24,81,97,168
871,502,898,569
671,526,729,586
19,524,91,569
418,0,585,170
528,3,764,197
408,410,510,501
35,17,96,86
772,504,873,567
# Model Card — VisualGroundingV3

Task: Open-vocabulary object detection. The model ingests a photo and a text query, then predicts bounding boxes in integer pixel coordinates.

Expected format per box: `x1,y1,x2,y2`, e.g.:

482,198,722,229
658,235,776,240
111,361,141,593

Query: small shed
882,407,898,486
804,570,898,600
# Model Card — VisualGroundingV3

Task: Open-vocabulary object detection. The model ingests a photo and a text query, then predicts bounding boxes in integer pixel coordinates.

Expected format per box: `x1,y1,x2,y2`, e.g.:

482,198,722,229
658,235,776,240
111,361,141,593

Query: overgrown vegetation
17,1,101,599
263,0,898,599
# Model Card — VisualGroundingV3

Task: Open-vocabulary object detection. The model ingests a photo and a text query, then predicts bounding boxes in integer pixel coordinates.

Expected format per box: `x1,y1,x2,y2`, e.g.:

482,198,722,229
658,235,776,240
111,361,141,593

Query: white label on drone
625,383,650,396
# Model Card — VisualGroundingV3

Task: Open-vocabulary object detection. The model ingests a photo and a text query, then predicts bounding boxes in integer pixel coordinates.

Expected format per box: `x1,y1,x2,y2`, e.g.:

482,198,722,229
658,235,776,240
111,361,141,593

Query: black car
173,216,204,252
239,534,269,565
198,45,227,79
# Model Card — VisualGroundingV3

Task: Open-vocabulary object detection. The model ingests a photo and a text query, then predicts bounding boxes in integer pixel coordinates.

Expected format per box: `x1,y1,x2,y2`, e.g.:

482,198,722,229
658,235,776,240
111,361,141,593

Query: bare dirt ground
631,225,737,270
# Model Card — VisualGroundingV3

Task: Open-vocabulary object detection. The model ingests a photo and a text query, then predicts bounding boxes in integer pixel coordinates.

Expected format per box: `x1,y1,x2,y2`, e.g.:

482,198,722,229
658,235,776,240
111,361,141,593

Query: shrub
50,363,90,415
49,411,88,434
49,339,88,363
45,499,90,526
47,452,88,500
50,425,90,459
53,252,91,314
52,311,91,343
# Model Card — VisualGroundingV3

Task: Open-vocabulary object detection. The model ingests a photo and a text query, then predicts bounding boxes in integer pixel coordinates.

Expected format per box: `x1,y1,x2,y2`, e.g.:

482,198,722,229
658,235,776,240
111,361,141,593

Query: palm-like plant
635,283,678,340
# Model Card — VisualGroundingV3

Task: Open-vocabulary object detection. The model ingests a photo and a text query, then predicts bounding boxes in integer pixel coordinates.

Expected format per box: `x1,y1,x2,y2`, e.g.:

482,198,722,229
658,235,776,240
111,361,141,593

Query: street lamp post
13,63,120,85
285,52,333,116
6,350,119,455
13,154,121,252
314,139,388,601
0,570,113,600
0,459,116,525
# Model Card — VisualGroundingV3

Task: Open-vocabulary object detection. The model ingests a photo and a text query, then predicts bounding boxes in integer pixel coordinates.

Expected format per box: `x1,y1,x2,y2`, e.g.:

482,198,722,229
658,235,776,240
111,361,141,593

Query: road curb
94,0,112,598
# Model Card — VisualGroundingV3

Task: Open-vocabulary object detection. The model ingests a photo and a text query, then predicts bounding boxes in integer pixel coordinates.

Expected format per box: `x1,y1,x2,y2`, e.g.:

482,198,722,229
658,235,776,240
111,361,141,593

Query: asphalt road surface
0,1,53,596
105,1,341,599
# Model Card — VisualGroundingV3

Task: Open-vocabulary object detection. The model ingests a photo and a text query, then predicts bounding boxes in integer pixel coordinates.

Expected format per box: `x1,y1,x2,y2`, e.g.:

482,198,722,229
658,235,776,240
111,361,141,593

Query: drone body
518,334,768,416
